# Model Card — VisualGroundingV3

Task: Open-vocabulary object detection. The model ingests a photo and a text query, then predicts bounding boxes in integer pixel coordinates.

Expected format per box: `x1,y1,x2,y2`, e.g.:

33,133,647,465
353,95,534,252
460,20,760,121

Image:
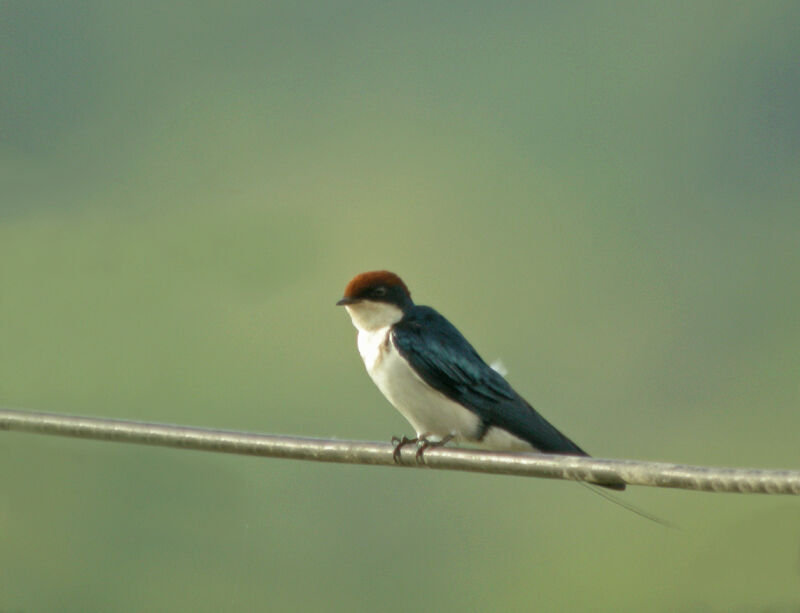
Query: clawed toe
392,434,455,464
391,435,418,463
414,433,455,465
414,439,430,464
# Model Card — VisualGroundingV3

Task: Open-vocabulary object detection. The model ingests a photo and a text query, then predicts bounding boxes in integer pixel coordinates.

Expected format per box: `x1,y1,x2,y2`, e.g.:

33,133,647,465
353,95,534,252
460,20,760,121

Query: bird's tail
590,475,626,491
567,451,626,490
548,446,626,491
579,482,674,527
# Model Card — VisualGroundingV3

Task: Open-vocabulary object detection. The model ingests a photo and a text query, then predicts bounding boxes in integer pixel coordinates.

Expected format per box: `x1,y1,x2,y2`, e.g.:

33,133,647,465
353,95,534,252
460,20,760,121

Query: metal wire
1,407,798,494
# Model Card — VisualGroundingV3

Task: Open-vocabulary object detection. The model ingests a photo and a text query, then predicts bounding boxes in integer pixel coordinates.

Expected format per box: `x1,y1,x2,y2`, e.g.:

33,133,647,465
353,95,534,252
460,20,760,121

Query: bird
337,270,626,491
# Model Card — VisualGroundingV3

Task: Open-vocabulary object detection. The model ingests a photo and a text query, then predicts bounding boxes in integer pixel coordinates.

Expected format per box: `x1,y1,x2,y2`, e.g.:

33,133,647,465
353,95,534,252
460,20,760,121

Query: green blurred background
2,2,799,611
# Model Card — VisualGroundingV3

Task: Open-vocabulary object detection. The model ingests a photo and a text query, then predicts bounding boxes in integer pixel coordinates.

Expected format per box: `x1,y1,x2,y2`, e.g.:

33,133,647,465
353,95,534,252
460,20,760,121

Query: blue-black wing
391,306,587,455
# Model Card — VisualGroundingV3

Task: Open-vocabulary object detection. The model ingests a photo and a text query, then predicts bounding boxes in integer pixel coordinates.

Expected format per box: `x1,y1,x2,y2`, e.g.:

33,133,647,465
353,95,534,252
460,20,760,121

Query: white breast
357,326,482,442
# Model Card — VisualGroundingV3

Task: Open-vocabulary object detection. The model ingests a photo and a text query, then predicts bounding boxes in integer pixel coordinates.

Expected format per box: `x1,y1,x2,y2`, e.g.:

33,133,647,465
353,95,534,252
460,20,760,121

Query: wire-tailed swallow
337,270,625,491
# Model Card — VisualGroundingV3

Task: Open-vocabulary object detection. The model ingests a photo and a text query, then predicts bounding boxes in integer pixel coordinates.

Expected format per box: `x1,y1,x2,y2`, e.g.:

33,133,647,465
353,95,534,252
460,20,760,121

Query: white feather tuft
489,359,508,377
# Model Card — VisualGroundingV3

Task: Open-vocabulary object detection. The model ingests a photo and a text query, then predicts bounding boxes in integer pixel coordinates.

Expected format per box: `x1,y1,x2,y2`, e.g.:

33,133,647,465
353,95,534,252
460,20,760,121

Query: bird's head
337,270,413,331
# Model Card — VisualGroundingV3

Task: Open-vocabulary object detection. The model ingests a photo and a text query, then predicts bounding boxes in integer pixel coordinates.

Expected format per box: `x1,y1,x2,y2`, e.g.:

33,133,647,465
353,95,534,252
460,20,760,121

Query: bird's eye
372,286,387,297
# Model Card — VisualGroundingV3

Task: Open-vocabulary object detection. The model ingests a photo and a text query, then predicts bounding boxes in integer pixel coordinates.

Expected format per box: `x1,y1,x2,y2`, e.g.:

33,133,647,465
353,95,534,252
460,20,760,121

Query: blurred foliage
1,2,799,611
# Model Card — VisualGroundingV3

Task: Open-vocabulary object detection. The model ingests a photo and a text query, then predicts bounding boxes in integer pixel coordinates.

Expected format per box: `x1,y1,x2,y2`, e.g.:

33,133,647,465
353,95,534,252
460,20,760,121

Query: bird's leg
415,433,455,465
391,435,419,463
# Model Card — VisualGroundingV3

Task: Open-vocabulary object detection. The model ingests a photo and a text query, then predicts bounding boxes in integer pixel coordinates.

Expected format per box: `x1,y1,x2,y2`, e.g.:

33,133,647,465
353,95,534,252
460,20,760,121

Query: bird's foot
391,435,419,463
414,434,455,465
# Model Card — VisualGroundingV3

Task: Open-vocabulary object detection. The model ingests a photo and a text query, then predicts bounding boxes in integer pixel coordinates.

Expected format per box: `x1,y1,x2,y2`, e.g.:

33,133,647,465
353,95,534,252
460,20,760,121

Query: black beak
336,297,359,306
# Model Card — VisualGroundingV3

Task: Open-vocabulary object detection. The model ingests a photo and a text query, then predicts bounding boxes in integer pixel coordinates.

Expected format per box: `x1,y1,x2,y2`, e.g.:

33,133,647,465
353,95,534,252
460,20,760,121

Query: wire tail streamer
580,482,675,527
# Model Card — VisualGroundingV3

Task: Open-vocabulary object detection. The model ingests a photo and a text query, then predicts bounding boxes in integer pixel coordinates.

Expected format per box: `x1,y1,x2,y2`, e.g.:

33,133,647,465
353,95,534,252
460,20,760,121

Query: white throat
343,300,404,332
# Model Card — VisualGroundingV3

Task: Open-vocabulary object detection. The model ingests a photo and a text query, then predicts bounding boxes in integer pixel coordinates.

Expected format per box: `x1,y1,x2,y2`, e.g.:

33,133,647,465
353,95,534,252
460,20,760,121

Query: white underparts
344,301,534,450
